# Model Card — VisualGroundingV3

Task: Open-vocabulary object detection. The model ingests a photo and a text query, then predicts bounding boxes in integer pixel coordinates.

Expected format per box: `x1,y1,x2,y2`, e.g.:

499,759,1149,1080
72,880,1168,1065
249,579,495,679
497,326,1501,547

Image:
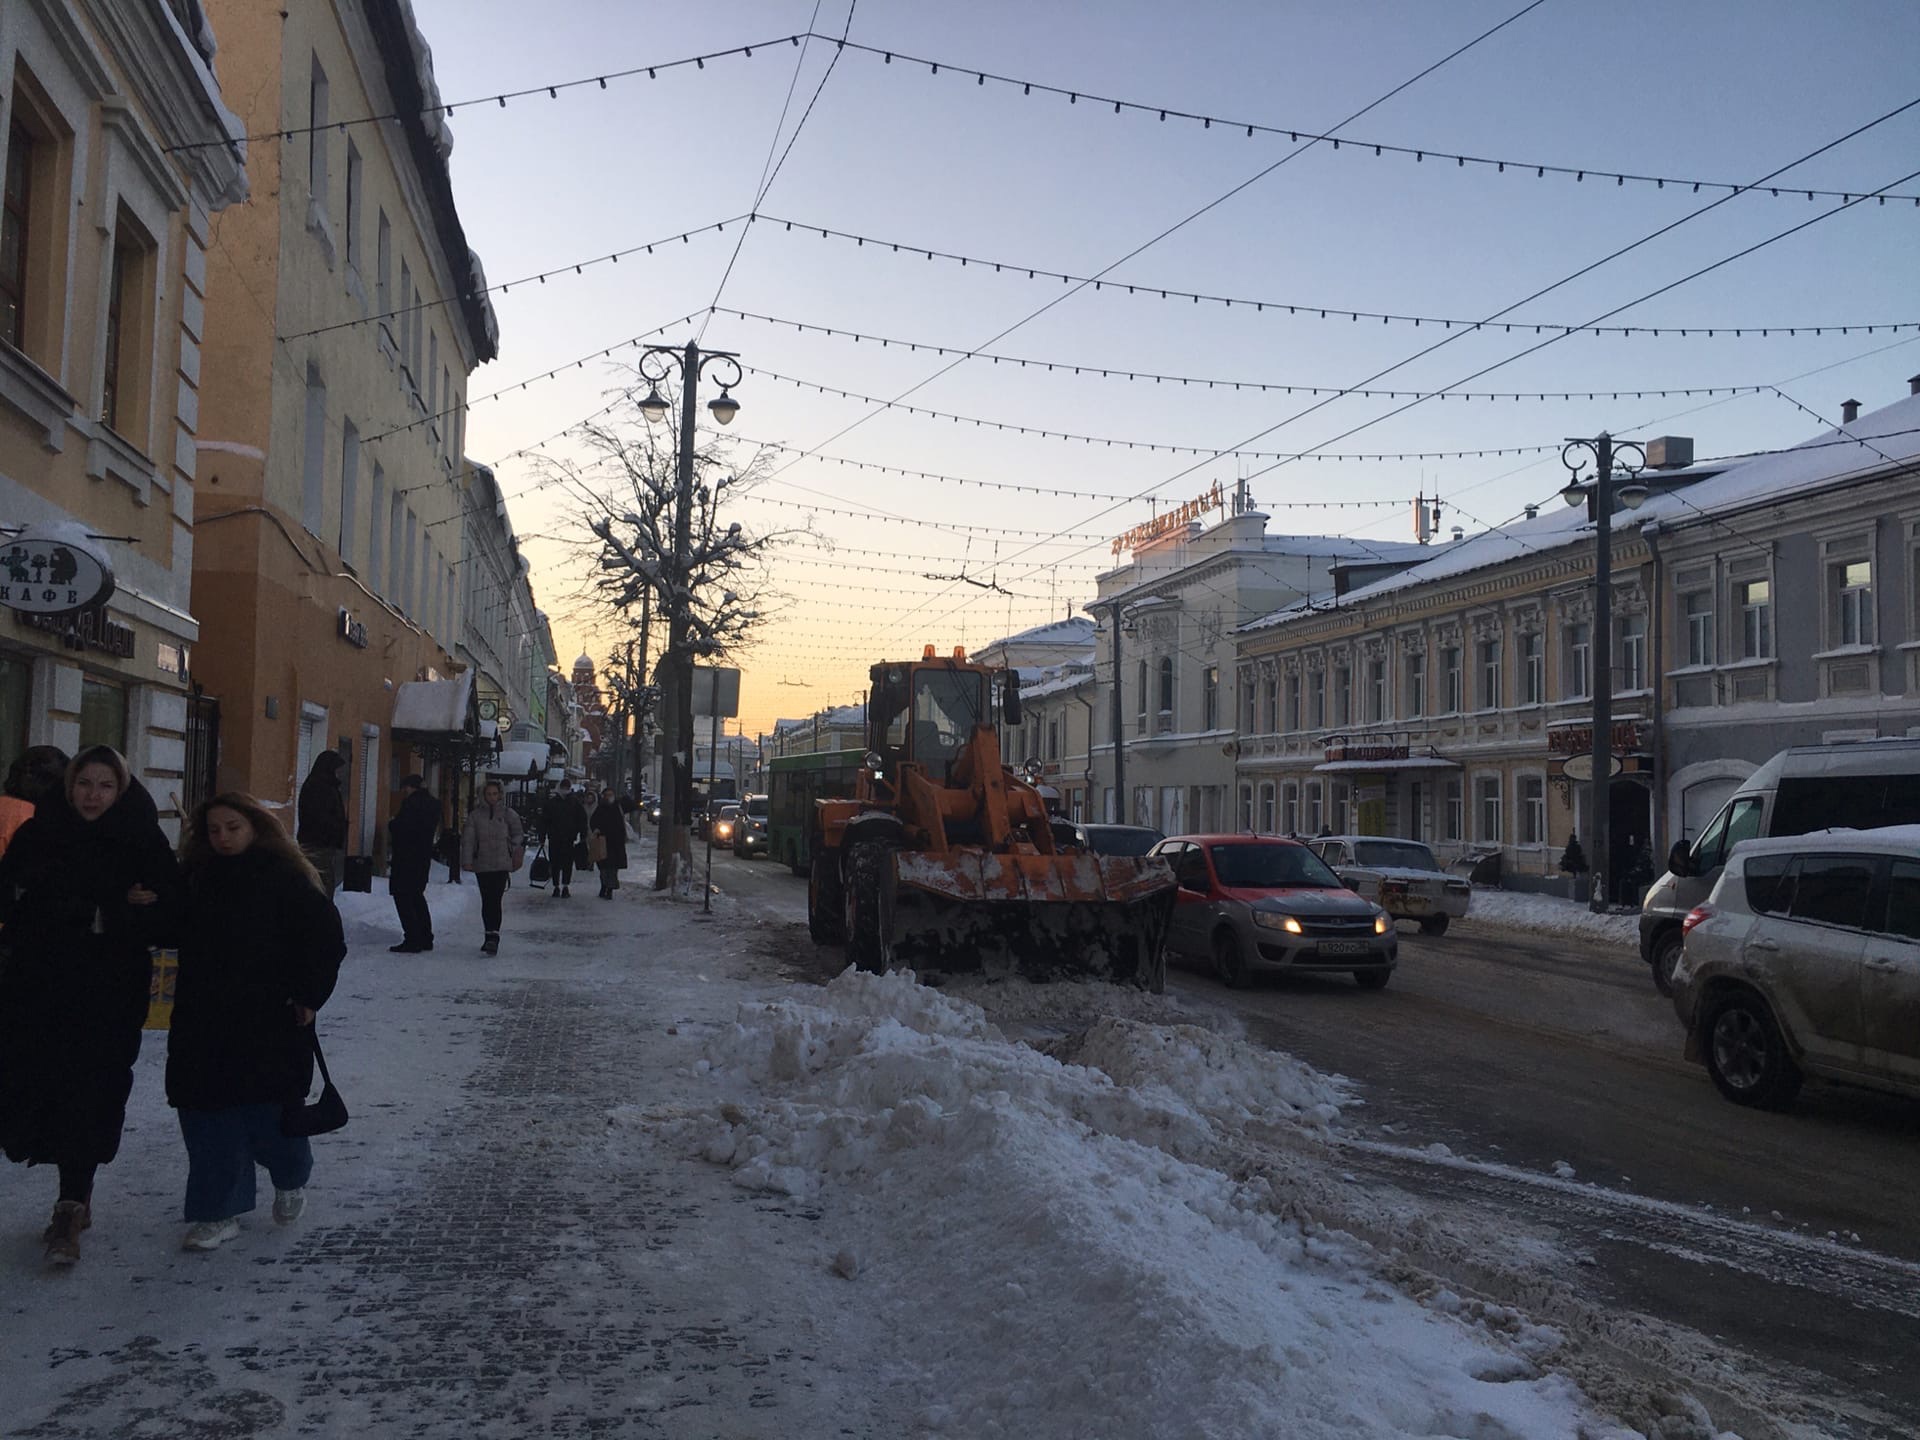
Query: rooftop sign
1112,481,1225,556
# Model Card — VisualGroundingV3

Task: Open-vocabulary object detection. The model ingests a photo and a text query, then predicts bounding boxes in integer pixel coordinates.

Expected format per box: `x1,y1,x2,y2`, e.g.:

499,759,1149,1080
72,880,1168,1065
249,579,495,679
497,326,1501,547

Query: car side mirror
1667,840,1693,879
1003,668,1023,727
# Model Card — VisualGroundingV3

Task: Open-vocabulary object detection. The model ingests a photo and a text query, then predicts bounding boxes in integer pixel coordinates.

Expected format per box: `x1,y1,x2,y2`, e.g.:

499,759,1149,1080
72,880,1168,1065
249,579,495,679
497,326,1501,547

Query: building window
398,258,413,386
1262,671,1277,733
344,141,363,274
1333,664,1351,727
1618,613,1648,691
411,285,424,391
1476,774,1503,844
376,210,391,325
301,364,327,535
1238,669,1255,734
100,230,129,430
1135,659,1147,735
1305,781,1323,834
1258,782,1276,833
1521,775,1546,845
1,122,31,348
1520,632,1544,705
338,420,360,565
1684,590,1713,667
1281,782,1299,835
1564,622,1591,698
1739,579,1772,659
1157,657,1174,732
1444,777,1463,841
1331,780,1351,833
1477,638,1501,710
1238,784,1253,831
1367,658,1387,722
1308,669,1325,729
1285,674,1301,732
368,464,386,597
387,489,404,599
1831,558,1874,647
402,508,417,616
308,58,330,205
1406,650,1425,717
80,678,127,752
1202,665,1219,730
1443,646,1463,713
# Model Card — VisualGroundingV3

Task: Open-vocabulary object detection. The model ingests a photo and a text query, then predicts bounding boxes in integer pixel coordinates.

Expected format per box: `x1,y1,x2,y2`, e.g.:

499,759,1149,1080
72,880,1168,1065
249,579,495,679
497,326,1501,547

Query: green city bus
767,748,865,875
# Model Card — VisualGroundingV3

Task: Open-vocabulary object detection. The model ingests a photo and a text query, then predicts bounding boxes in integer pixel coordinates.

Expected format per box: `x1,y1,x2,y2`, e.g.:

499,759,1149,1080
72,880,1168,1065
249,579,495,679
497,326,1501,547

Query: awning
391,670,475,738
488,741,550,779
1312,756,1460,774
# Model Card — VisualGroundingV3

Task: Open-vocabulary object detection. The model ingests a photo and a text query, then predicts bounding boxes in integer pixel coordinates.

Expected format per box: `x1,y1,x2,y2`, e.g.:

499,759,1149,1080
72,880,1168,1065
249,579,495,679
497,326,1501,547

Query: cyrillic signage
0,525,115,615
1112,482,1225,556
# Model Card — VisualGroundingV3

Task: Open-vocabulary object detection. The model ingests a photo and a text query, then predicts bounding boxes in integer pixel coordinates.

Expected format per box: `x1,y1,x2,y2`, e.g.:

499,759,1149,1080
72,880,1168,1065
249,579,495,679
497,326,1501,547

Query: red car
1148,834,1397,989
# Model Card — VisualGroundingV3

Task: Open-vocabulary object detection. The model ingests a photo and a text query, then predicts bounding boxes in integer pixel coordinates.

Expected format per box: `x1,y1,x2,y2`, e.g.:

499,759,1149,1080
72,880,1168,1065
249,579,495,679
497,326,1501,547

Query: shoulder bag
282,1030,349,1138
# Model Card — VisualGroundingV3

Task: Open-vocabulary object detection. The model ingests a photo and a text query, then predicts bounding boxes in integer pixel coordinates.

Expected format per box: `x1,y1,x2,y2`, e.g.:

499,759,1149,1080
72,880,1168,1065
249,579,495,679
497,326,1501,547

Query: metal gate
184,690,220,813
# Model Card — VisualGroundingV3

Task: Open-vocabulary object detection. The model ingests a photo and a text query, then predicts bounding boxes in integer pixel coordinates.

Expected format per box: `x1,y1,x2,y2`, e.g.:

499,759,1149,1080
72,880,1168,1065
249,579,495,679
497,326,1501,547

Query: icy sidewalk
1,854,1708,1438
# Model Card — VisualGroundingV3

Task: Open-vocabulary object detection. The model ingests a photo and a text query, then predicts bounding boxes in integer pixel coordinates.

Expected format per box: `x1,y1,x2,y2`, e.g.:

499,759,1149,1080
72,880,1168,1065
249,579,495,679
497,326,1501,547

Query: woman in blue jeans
167,793,345,1252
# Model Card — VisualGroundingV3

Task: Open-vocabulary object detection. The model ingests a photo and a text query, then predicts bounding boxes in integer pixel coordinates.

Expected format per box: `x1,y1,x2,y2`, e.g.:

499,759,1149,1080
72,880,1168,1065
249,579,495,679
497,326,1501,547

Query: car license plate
1401,896,1430,914
1318,940,1368,956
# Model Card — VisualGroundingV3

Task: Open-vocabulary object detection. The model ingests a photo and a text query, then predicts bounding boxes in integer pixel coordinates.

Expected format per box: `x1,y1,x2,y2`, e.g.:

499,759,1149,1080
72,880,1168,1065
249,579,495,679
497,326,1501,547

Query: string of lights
712,306,1781,402
742,364,1565,461
746,492,1116,541
756,213,1920,340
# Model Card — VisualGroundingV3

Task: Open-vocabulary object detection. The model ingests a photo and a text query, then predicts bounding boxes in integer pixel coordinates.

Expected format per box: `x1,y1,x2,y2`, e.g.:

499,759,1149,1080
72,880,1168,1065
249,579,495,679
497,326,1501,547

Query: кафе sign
0,524,116,615
1111,481,1227,556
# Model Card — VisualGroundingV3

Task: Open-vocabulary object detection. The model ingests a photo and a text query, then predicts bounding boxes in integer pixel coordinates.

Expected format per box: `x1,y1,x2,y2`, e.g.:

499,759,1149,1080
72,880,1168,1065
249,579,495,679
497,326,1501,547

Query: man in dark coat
295,751,348,894
386,774,439,953
539,785,589,898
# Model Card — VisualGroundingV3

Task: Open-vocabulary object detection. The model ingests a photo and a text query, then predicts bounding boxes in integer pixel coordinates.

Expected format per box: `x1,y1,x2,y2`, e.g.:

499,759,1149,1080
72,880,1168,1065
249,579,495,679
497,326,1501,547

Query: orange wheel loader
805,647,1177,989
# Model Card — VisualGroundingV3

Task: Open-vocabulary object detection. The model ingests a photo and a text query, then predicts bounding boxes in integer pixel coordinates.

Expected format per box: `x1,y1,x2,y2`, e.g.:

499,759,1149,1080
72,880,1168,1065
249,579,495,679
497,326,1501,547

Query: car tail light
1682,903,1714,937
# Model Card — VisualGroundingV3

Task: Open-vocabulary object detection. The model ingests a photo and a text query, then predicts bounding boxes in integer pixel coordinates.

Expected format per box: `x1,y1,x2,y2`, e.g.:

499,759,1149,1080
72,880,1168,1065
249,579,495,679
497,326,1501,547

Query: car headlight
1253,911,1304,935
1374,912,1390,935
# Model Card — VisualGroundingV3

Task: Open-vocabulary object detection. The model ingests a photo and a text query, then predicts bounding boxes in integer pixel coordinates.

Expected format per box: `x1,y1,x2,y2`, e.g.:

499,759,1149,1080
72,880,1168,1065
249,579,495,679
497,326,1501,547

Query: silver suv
1671,826,1920,1109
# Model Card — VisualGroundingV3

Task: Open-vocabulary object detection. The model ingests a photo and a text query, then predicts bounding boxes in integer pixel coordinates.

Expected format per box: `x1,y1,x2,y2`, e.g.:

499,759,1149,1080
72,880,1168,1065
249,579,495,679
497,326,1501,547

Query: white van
1641,737,1920,993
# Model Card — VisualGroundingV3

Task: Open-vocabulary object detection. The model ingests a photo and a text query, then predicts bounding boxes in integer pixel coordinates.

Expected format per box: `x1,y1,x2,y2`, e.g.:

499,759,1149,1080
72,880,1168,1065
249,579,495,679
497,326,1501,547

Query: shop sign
1548,719,1644,756
1324,738,1409,765
19,603,136,659
0,525,115,615
337,607,369,649
1112,481,1226,556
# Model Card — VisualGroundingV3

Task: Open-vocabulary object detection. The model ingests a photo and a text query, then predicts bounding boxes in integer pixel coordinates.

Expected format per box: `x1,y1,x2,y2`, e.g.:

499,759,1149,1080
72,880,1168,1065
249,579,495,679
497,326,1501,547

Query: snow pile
677,969,1649,1439
1464,888,1641,947
332,875,481,948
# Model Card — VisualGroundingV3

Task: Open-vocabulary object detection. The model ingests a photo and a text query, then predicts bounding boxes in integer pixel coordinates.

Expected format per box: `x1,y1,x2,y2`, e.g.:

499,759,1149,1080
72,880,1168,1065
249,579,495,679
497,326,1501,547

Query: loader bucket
885,850,1177,990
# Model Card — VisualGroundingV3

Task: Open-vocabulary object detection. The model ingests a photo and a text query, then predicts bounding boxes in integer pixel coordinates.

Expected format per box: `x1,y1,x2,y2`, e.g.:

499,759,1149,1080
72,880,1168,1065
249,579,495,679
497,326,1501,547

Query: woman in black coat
590,788,628,899
167,792,345,1252
0,745,177,1265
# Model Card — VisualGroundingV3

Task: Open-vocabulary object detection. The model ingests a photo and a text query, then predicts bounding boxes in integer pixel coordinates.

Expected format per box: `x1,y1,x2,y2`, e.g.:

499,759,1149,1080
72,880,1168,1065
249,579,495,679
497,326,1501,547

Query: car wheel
1418,914,1450,937
807,850,845,945
844,841,891,975
1212,929,1248,989
1703,990,1803,1110
1353,968,1391,990
1649,929,1684,998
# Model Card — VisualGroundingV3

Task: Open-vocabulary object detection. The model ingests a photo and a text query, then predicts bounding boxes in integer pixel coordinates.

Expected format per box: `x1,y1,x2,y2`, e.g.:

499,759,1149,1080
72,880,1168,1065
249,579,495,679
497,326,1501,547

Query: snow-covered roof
487,741,549,779
1002,616,1095,646
1262,534,1434,562
772,704,865,737
1242,393,1920,635
1018,665,1096,702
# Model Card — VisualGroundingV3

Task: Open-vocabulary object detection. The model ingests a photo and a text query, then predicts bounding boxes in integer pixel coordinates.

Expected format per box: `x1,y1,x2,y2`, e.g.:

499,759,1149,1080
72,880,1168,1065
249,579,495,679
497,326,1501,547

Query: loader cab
868,660,992,782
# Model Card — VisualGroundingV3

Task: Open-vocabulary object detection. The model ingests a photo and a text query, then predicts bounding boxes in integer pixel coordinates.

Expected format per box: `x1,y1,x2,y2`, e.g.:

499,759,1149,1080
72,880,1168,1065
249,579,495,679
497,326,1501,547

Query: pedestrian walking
460,781,524,954
386,774,439,953
0,744,69,858
165,793,346,1252
0,746,178,1265
540,785,589,898
590,787,628,899
295,751,348,894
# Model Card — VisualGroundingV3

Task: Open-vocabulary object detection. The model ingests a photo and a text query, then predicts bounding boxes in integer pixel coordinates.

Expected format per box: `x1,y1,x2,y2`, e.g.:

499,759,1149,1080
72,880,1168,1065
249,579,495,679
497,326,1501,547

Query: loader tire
808,849,845,945
844,840,891,975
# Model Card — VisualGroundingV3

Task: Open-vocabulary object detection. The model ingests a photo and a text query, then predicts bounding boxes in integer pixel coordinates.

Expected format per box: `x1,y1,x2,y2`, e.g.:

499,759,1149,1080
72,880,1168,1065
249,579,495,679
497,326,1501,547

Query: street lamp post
636,341,741,890
1560,435,1648,913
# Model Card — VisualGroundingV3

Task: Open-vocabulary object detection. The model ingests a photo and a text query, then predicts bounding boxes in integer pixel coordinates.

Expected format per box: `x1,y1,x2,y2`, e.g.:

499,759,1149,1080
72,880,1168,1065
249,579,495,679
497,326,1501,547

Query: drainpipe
1643,520,1667,863
1077,686,1098,822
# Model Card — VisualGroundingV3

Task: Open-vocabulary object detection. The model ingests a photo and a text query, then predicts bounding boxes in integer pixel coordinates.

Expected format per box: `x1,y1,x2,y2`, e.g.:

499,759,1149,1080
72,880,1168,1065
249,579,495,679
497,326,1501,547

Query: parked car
1309,835,1471,935
1149,834,1396,989
1671,826,1920,1109
1642,737,1920,995
1072,823,1164,857
733,794,771,858
709,803,742,846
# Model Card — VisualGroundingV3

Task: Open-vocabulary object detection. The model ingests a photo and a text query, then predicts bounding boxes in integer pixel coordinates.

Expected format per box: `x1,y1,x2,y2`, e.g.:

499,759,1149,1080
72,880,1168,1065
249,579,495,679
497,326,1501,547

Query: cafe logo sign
1112,481,1226,556
0,524,115,615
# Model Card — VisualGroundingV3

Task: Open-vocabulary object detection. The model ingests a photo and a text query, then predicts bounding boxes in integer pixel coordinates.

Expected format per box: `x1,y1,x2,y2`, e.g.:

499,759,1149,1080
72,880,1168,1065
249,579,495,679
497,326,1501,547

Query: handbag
529,840,550,886
587,831,608,865
282,1030,349,1138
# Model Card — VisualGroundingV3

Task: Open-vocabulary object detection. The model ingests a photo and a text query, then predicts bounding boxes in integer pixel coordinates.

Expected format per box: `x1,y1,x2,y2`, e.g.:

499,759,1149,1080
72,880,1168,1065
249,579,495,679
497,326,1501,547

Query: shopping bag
282,1031,349,1137
587,831,608,865
143,948,179,1031
529,842,550,886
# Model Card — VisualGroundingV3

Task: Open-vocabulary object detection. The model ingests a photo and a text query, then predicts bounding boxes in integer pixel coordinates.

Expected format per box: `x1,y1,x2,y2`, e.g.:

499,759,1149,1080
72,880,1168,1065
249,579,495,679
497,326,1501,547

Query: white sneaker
273,1188,306,1224
182,1217,241,1251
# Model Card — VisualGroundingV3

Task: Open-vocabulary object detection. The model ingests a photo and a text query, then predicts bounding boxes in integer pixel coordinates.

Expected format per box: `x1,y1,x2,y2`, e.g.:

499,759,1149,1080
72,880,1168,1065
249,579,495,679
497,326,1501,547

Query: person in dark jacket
540,786,590,898
459,781,524,955
591,788,628,899
167,792,345,1252
0,745,177,1265
295,751,348,894
386,774,439,953
0,744,68,858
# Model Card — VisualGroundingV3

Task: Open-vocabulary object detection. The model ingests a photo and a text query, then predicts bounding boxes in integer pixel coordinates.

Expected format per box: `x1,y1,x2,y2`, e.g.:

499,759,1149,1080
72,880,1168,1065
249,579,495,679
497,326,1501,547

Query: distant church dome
573,652,594,675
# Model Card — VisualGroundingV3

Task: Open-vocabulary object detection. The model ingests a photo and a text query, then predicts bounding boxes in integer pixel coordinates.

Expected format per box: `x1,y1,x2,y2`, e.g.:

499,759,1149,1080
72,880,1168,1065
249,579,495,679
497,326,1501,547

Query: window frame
1564,621,1592,699
1520,631,1544,705
1477,636,1501,711
1476,773,1503,845
1,120,32,349
1443,644,1463,714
